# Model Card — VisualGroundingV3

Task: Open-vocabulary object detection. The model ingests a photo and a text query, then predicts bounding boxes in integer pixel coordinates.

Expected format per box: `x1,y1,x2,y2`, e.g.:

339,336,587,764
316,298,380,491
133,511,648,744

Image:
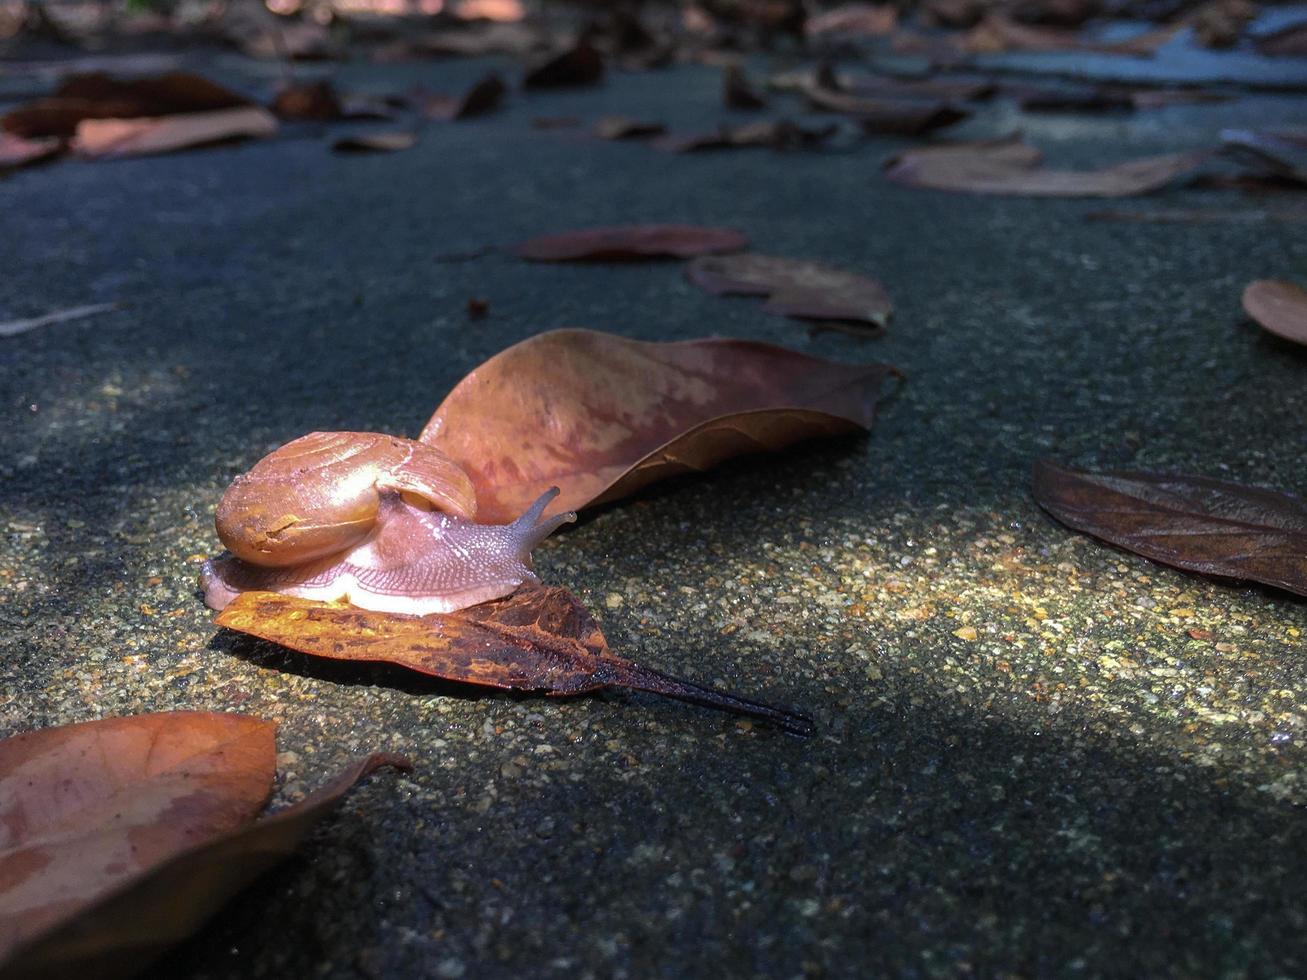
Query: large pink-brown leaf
886,137,1209,198
512,224,747,262
1242,279,1307,346
686,253,892,328
1033,459,1307,596
419,329,897,523
2,722,407,980
0,712,276,967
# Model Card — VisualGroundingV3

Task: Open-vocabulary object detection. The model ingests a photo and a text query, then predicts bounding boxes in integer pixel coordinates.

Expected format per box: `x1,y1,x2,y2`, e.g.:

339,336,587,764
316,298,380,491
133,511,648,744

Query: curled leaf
886,136,1209,198
1033,459,1307,597
418,329,897,522
511,224,747,262
217,588,814,735
0,714,407,978
413,73,506,121
522,41,604,89
686,253,892,329
1242,279,1307,346
72,107,277,158
2,71,251,138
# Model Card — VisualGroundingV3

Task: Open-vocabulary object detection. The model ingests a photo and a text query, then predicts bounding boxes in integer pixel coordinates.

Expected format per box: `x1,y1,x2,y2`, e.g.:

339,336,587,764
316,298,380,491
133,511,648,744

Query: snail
200,431,575,615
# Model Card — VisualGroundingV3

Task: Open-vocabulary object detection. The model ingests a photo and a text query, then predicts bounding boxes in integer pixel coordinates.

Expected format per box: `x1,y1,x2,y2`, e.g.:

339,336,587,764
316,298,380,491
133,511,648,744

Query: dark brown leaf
412,73,506,121
523,41,604,89
1033,459,1307,597
1256,20,1307,56
331,131,417,154
655,119,838,153
723,64,767,109
885,136,1209,197
512,224,747,262
592,116,667,140
419,329,897,522
72,107,278,158
686,253,891,329
1014,85,1134,113
2,719,407,980
216,588,814,735
1243,279,1307,345
271,81,342,121
2,71,251,138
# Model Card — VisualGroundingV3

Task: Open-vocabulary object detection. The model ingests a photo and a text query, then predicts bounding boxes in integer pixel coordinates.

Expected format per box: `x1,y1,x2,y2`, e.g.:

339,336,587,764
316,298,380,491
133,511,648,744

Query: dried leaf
331,131,417,154
419,329,897,522
217,588,814,735
1033,459,1307,597
1221,129,1307,185
723,63,767,109
804,85,967,135
523,41,604,89
412,73,506,121
1242,279,1307,345
0,301,118,338
512,224,747,262
0,713,275,970
805,3,898,38
655,119,838,153
270,80,342,121
2,71,251,138
687,253,891,329
0,133,62,172
1256,20,1307,56
592,116,667,140
1,715,407,980
885,136,1209,198
73,107,277,159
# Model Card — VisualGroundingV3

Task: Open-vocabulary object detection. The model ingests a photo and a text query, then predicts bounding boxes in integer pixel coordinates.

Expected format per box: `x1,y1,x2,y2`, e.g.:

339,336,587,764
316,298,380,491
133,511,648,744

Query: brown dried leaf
217,588,813,734
592,115,667,140
0,713,275,969
331,131,417,154
419,329,896,522
413,73,506,121
655,119,837,153
1256,20,1307,56
3,71,251,138
2,720,407,980
1034,459,1307,596
271,80,342,121
885,136,1209,198
1221,128,1307,185
1243,279,1307,345
523,41,604,89
803,83,967,135
73,107,277,158
723,63,767,109
805,3,898,38
687,253,891,329
0,133,62,172
512,224,747,262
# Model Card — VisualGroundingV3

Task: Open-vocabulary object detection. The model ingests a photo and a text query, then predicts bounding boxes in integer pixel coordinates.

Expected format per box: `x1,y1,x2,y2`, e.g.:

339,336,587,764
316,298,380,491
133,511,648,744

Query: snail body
202,431,574,615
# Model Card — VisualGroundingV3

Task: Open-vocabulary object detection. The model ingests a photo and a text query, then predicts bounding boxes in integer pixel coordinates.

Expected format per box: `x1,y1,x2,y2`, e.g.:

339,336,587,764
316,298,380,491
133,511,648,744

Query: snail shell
215,431,477,567
203,431,574,615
